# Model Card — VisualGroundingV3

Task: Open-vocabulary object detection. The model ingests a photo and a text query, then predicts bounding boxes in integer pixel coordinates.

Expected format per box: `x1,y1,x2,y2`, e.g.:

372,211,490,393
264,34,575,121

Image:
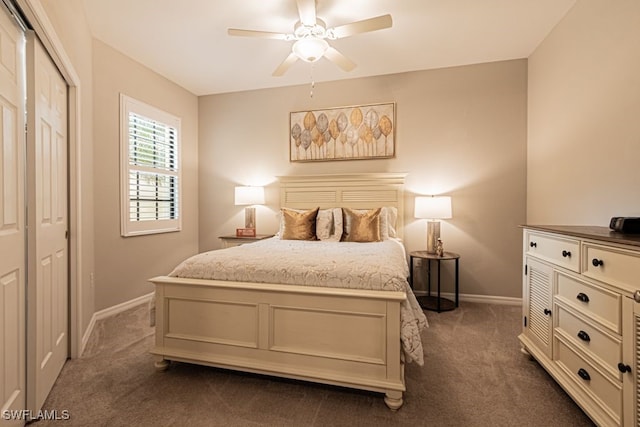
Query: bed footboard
149,276,407,410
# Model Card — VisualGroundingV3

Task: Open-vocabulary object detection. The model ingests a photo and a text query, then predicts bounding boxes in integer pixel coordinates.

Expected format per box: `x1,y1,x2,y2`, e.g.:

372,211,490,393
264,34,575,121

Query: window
120,94,181,236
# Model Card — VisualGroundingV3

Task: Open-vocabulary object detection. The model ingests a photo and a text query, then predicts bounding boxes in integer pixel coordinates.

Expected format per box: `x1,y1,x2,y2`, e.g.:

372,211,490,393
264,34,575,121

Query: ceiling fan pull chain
310,63,315,98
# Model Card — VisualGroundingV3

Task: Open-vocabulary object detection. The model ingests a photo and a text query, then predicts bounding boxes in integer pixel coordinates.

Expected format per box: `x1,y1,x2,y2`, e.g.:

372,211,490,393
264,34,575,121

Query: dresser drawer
583,243,640,295
554,338,621,422
526,232,580,272
554,305,622,380
554,271,621,333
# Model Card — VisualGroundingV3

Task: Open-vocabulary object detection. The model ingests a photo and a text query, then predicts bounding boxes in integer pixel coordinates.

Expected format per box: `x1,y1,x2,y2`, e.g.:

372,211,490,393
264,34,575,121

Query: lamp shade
234,186,265,206
292,38,329,62
414,196,452,219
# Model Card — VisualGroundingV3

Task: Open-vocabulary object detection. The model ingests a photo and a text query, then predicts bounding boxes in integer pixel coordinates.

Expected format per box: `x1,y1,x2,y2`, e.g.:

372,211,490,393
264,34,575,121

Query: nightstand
409,251,460,312
219,234,274,248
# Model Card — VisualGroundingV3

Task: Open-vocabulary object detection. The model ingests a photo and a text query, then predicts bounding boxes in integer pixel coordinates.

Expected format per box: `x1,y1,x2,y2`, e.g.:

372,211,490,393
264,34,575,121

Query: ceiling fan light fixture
228,2,392,76
292,37,329,62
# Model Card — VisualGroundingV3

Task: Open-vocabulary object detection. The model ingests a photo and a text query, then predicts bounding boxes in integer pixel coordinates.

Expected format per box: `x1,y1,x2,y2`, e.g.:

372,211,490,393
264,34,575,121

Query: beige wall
92,39,199,310
40,0,95,335
37,0,640,312
528,0,640,224
199,60,527,299
40,2,533,310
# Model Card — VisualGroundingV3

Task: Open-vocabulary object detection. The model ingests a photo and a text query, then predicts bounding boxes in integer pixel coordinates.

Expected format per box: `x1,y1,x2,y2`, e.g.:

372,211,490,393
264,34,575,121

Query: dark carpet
39,302,594,426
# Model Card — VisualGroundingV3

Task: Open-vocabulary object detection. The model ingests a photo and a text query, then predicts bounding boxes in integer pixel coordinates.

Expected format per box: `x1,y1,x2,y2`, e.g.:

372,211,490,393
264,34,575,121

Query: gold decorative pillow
342,208,382,242
281,207,319,240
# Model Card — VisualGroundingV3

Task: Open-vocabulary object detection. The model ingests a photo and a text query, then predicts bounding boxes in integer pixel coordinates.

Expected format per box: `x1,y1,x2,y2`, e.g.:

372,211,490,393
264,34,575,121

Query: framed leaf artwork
290,102,395,162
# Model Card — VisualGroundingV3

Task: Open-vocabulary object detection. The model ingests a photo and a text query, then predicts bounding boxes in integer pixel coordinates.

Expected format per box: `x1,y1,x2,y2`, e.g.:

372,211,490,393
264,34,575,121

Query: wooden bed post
154,356,169,372
384,391,403,410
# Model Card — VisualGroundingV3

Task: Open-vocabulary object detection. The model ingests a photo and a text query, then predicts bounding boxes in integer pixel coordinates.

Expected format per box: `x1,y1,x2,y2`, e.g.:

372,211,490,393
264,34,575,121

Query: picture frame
236,228,256,237
290,102,396,162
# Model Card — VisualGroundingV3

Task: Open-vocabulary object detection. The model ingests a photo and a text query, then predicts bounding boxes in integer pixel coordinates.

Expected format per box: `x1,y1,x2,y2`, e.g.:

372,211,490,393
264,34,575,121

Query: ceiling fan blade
228,28,289,40
330,14,392,39
272,52,299,77
296,0,317,26
324,47,356,72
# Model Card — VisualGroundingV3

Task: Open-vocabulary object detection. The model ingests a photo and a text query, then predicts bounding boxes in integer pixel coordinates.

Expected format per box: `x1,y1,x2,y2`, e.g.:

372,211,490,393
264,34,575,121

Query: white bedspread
169,238,428,365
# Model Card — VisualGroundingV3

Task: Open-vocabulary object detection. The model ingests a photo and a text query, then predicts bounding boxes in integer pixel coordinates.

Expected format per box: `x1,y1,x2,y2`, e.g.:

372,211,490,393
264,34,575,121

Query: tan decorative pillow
281,207,319,240
342,208,382,242
343,207,396,240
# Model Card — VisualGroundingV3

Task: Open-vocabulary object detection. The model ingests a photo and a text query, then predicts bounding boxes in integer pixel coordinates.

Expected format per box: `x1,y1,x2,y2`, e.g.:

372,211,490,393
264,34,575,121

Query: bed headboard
278,173,407,239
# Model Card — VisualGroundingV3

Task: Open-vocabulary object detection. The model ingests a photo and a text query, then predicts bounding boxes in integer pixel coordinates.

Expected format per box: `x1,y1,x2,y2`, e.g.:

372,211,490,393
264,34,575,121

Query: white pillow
316,208,343,241
385,206,398,238
342,207,396,240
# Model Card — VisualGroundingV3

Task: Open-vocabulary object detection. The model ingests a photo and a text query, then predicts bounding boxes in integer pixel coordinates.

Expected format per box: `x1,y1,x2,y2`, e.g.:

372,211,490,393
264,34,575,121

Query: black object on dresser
610,217,640,233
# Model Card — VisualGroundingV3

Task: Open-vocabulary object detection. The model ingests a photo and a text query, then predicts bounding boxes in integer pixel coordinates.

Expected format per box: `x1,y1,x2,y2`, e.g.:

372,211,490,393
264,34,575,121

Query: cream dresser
519,225,640,427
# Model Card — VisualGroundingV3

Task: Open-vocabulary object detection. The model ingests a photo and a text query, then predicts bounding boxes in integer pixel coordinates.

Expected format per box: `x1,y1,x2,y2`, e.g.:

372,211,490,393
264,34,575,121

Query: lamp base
426,221,440,254
244,207,256,230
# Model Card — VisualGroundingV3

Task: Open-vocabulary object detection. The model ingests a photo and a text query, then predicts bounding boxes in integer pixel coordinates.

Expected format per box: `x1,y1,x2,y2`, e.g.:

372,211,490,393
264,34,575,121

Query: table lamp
234,186,265,233
414,196,452,254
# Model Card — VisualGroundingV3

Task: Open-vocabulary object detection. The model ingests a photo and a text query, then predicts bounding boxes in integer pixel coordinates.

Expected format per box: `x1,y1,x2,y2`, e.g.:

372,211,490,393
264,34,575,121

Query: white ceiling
81,0,576,96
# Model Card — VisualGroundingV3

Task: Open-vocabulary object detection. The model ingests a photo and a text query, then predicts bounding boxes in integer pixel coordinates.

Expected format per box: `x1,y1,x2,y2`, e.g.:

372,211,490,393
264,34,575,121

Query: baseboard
413,290,522,306
456,292,522,305
80,291,154,356
80,313,97,356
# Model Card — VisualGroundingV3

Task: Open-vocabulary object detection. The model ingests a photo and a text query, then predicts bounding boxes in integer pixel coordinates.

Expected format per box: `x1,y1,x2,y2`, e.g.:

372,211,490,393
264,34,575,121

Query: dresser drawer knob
576,293,590,303
618,363,632,373
577,330,590,342
543,308,552,316
530,241,537,248
562,250,571,258
634,291,640,303
592,258,604,267
577,368,591,381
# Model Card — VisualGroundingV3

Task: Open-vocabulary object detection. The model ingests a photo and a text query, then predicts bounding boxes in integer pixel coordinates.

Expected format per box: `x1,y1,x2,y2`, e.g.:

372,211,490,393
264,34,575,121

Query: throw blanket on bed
169,238,428,365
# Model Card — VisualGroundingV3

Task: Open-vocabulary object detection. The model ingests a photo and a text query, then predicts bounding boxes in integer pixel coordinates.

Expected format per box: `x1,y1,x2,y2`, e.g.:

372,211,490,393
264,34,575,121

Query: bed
149,173,427,410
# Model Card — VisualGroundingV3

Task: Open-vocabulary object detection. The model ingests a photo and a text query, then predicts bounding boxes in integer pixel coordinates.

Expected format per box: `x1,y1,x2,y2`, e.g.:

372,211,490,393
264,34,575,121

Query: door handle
618,363,632,373
576,293,589,303
577,330,590,342
577,368,591,381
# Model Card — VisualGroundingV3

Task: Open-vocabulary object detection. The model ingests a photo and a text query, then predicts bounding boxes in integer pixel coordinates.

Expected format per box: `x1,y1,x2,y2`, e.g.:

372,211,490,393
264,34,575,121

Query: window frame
119,94,182,237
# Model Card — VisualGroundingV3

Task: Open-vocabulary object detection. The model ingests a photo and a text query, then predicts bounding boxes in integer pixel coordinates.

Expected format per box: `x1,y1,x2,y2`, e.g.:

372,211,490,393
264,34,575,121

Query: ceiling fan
227,0,392,76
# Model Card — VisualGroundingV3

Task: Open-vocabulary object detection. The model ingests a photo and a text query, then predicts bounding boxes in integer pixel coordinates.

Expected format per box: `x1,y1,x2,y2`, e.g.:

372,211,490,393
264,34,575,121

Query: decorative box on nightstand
219,234,274,248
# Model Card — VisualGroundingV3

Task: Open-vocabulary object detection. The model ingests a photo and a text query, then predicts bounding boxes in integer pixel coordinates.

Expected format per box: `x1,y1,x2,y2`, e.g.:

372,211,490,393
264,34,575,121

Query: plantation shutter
120,94,181,236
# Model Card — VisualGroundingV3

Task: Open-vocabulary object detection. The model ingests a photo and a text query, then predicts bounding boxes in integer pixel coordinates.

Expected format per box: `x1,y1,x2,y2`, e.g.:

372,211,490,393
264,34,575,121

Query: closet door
0,6,26,426
26,32,68,412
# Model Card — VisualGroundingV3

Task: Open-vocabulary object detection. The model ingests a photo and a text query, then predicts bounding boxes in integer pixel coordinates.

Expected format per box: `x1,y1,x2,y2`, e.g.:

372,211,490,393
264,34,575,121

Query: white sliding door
26,32,68,413
0,4,26,426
